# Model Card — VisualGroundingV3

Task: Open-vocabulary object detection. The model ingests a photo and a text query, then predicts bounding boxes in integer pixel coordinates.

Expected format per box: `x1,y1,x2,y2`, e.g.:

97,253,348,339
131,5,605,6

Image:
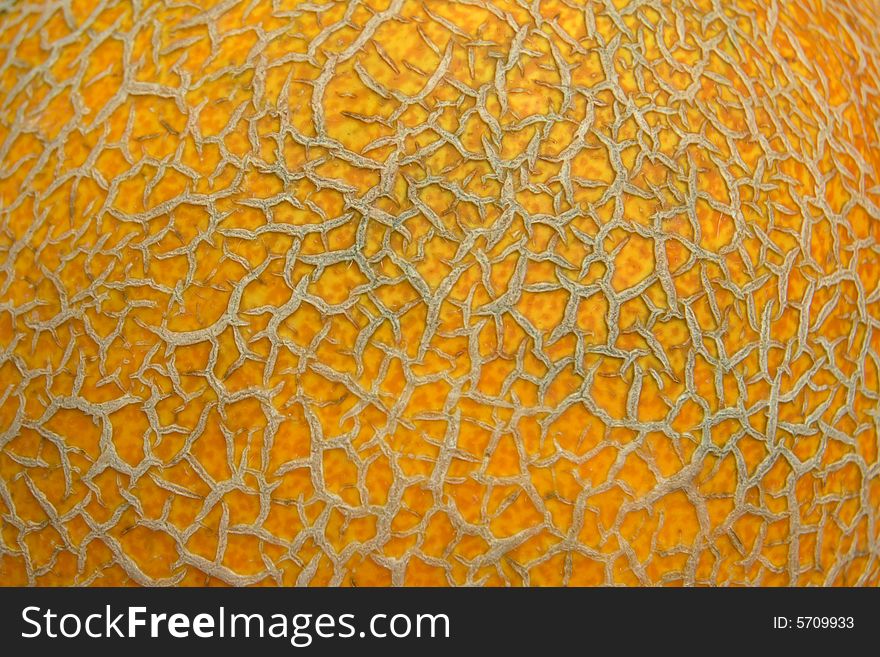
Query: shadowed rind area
0,0,879,586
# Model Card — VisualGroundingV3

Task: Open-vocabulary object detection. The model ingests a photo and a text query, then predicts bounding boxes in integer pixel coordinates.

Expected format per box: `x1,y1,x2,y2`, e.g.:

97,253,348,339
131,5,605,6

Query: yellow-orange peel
0,0,879,586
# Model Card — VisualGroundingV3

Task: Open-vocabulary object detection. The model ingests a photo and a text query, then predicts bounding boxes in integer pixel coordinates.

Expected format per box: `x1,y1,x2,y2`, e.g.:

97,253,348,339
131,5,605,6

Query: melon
0,0,878,586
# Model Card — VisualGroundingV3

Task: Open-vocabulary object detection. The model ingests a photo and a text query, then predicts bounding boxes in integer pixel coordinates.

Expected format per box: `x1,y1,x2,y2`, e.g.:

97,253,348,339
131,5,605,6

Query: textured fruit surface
1,0,879,587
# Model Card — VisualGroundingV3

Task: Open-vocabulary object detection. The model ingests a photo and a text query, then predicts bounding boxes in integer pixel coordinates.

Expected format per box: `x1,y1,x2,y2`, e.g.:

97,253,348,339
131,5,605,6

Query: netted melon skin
0,0,878,586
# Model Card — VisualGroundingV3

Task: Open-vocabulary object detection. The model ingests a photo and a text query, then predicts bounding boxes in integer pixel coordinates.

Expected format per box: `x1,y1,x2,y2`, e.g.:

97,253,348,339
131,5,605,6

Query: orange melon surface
0,0,879,586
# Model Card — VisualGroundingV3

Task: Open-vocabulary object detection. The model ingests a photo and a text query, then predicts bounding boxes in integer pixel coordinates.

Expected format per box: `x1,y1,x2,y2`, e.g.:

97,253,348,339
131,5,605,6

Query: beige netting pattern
0,0,878,585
